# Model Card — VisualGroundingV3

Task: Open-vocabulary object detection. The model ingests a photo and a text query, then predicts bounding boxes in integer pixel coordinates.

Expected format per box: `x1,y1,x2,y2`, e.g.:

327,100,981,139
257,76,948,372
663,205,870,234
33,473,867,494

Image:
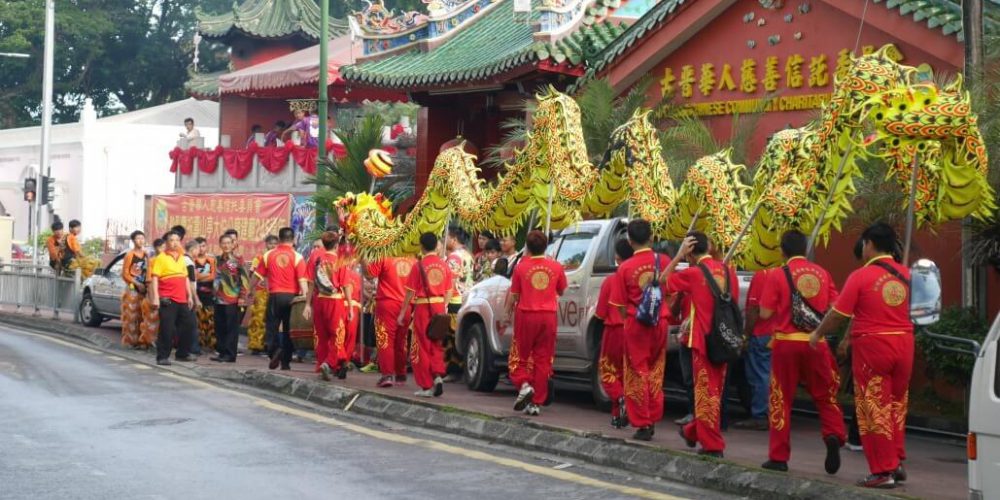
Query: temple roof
184,70,225,99
341,0,628,89
196,0,348,41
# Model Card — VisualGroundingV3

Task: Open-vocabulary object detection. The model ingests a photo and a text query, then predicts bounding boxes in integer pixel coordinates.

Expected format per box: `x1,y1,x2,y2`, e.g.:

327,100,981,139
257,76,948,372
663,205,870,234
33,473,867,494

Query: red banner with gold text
146,194,291,258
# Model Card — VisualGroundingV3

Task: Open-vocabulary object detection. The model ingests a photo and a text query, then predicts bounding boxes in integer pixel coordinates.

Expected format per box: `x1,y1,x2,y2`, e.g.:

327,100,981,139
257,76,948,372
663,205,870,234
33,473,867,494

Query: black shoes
893,463,907,482
336,364,349,380
824,435,842,474
268,349,282,370
175,355,197,362
633,426,655,441
679,427,696,448
156,359,172,366
761,460,788,472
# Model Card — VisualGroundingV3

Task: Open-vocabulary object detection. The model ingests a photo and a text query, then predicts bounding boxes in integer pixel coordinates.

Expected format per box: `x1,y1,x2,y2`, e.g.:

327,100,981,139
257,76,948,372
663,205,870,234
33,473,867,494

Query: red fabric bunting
222,148,256,180
168,147,194,175
171,142,334,178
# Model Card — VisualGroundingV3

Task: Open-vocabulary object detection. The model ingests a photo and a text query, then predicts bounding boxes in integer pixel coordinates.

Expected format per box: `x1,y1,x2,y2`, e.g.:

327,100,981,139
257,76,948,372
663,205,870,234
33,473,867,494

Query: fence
0,263,81,321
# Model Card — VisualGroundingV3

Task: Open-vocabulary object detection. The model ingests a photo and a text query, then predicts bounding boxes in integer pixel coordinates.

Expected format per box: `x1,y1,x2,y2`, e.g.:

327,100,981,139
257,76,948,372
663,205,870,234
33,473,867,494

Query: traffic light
40,175,55,206
23,178,36,202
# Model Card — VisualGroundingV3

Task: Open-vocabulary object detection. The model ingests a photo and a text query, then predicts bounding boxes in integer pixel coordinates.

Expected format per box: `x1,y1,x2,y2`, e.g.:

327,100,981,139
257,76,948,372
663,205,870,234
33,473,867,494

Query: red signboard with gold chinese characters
146,194,292,258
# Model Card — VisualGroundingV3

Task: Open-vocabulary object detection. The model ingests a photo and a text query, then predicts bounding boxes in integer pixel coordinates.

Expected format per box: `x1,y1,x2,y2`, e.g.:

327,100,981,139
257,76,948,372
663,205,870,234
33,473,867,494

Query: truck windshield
555,233,594,272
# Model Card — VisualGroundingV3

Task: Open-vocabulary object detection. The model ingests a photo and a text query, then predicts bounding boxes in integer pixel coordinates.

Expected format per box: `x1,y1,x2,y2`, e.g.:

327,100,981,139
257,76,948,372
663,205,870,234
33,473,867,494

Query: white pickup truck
454,217,754,408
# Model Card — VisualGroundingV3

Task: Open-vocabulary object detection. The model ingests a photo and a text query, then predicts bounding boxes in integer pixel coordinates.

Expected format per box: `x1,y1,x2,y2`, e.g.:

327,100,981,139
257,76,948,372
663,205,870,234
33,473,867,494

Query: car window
545,237,561,259
555,233,594,272
107,256,125,280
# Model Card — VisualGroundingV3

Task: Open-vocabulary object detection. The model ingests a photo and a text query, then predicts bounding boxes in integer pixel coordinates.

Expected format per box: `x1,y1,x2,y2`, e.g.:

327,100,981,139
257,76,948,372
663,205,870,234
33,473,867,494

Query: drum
289,299,315,351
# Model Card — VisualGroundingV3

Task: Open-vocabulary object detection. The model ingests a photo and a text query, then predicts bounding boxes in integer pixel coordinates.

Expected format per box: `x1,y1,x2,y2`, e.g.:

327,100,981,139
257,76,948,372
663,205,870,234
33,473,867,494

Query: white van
969,313,1000,500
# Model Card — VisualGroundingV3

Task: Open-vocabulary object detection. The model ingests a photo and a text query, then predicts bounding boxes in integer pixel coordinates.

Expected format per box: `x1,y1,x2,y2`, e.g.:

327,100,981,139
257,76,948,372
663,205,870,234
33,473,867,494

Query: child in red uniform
758,230,846,474
595,239,634,428
810,223,913,489
609,219,671,441
399,233,453,398
508,231,568,416
663,231,739,456
367,256,415,387
303,232,349,381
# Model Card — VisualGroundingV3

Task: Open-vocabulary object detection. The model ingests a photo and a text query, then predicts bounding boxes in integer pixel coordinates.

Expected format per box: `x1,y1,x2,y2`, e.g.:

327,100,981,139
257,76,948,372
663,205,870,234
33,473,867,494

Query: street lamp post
32,0,55,268
316,0,330,231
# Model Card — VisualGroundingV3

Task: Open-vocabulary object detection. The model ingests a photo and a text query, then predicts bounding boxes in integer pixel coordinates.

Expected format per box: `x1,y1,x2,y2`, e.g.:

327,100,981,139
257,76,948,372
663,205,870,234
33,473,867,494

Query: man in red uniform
343,261,363,375
367,255,415,387
609,219,670,440
508,230,568,416
664,231,739,456
735,266,775,431
758,230,846,474
304,231,349,381
595,239,634,427
399,233,453,398
251,227,308,371
810,223,912,489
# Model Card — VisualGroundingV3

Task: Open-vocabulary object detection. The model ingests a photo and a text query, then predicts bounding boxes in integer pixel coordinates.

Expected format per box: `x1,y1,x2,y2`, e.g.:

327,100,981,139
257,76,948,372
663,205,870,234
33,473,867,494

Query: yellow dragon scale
343,45,994,267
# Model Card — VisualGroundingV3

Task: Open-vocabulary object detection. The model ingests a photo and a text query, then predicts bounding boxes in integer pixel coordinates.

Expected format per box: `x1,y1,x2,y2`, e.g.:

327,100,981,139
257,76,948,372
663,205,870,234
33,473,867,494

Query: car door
551,226,599,367
92,255,125,315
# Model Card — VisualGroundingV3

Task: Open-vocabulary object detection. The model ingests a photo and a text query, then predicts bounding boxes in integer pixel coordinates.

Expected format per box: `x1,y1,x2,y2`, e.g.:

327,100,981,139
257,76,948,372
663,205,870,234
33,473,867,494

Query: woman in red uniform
809,223,912,489
595,239,634,427
304,232,349,381
399,233,453,398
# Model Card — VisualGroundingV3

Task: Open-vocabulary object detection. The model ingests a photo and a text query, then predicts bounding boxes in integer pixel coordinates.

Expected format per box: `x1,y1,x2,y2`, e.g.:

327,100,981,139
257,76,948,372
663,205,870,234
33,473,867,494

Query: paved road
0,326,733,500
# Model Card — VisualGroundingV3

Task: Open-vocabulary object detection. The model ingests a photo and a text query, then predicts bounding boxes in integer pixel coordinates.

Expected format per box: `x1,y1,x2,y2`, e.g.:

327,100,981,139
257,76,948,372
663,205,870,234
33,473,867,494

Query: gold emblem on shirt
882,281,907,307
638,271,654,288
796,273,821,299
395,259,413,278
530,269,550,290
426,267,445,287
275,254,291,267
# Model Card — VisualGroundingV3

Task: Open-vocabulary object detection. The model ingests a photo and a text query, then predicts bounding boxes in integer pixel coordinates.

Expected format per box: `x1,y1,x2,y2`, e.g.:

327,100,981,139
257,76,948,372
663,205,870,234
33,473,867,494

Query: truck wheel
590,339,612,411
79,294,103,327
465,322,499,392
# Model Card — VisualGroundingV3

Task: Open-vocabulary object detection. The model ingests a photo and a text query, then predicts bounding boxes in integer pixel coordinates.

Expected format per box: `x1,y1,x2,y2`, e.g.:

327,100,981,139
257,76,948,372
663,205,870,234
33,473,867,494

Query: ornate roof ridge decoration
351,0,618,59
196,0,348,42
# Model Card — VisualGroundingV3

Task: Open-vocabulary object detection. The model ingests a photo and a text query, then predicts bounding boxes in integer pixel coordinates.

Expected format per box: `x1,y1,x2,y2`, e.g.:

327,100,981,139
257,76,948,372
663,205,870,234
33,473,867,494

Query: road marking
132,364,152,370
106,355,126,362
9,329,102,355
159,373,681,500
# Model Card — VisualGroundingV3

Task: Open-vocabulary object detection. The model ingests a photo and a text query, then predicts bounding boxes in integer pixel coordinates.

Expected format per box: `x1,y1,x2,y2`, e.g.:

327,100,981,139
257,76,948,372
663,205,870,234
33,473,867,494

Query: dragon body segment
343,45,993,266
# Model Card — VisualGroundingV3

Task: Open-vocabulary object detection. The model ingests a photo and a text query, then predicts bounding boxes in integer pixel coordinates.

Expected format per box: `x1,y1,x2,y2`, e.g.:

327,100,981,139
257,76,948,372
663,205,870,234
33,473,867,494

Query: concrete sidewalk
0,307,967,499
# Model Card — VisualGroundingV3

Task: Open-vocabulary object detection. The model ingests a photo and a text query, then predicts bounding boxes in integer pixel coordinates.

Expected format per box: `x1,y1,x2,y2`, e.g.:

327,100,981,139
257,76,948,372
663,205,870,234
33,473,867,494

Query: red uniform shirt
345,266,362,307
254,243,306,294
595,276,624,326
307,250,347,299
746,269,774,336
510,256,567,312
760,257,839,334
833,256,912,337
666,256,740,350
608,248,670,317
406,254,453,299
367,257,414,303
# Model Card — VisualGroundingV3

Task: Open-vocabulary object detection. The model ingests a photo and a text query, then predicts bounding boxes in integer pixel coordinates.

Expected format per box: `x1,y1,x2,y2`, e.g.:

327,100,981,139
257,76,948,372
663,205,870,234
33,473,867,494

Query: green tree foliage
0,0,231,128
916,307,989,384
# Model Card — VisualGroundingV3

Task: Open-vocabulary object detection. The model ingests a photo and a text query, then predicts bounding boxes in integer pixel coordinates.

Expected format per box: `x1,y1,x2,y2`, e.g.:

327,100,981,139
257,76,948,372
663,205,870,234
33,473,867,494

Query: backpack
783,265,824,331
635,253,663,327
698,263,743,364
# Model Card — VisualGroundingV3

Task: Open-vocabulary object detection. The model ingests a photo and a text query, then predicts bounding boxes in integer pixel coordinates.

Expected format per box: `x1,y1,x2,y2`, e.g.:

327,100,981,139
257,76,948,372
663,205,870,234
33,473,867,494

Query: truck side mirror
910,258,941,326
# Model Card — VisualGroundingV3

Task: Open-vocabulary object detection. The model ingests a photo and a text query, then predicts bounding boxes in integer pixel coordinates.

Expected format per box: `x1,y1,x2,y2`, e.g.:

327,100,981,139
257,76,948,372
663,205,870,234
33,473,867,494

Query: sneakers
442,373,462,383
632,426,655,441
319,363,333,381
610,416,625,429
674,414,694,426
432,376,444,397
336,364,349,380
414,388,435,398
514,383,535,412
377,376,395,388
761,460,788,472
395,375,407,386
698,450,724,458
360,362,379,373
845,442,863,452
156,358,172,366
856,473,895,489
824,435,842,475
617,397,628,426
892,464,907,483
733,418,769,431
678,427,696,448
524,404,541,416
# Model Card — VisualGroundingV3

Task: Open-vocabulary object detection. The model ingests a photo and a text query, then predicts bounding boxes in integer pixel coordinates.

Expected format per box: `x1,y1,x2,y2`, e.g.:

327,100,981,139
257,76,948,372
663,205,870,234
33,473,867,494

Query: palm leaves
964,36,1000,267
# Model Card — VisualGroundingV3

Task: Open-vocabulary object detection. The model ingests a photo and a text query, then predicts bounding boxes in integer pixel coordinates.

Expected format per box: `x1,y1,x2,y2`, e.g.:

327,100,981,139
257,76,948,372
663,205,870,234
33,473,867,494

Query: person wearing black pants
150,231,197,365
212,234,249,363
266,293,296,369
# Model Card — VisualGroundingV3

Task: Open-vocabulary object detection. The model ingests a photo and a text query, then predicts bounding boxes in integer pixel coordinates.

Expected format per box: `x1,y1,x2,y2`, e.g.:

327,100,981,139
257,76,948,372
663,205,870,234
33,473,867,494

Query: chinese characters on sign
147,194,292,257
656,45,899,118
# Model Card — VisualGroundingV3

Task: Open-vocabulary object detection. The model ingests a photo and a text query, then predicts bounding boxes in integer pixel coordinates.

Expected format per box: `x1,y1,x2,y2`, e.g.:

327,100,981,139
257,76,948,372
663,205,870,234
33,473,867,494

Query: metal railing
0,263,81,321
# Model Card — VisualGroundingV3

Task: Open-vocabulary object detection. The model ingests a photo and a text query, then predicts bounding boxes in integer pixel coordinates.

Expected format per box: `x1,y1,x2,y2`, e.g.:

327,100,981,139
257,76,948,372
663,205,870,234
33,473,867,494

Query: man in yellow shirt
149,231,198,366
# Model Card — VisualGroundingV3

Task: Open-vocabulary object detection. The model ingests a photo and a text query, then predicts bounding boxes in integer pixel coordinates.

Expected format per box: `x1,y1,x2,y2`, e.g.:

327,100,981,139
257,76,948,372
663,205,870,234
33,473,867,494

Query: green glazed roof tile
184,70,225,98
196,0,347,41
342,0,628,89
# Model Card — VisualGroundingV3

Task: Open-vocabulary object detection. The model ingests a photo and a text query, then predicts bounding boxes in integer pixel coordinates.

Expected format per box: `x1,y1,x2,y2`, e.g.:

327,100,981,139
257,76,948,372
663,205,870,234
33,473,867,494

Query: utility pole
33,0,55,268
316,0,330,231
962,0,984,314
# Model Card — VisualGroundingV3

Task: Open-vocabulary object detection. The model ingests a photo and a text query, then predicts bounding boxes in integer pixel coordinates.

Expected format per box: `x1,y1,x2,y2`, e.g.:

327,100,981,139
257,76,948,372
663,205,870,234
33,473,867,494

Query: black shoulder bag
698,263,744,364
